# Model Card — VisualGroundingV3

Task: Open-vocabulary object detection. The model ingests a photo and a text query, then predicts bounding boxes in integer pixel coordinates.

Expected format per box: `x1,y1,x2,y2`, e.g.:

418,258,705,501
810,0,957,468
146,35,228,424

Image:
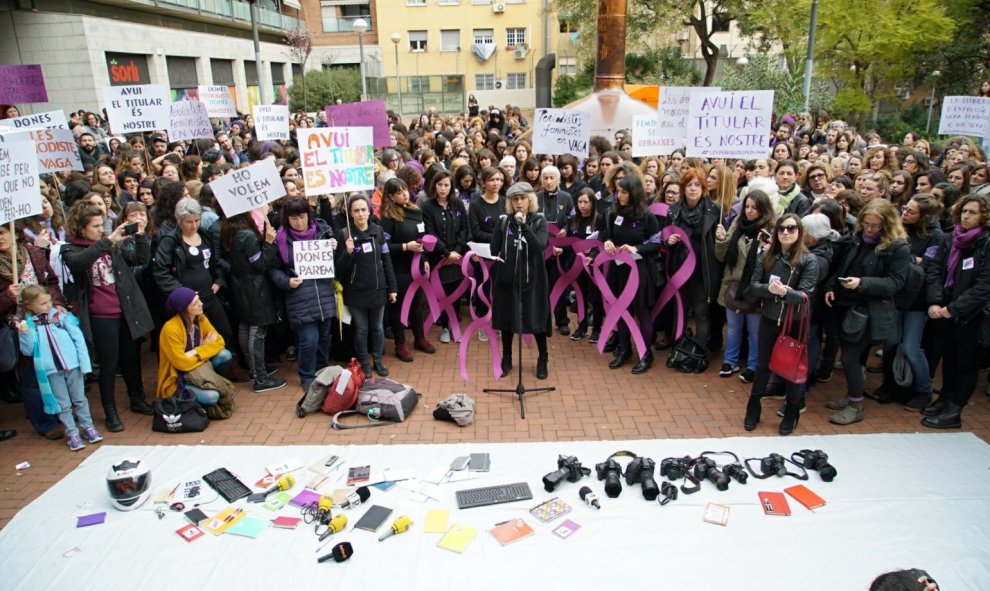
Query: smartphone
758,229,772,242
354,505,392,532
123,223,139,236
184,508,208,525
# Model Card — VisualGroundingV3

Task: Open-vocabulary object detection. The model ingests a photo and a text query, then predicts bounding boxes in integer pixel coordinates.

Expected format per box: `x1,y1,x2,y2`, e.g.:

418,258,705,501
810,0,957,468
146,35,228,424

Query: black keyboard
456,482,533,509
203,468,252,503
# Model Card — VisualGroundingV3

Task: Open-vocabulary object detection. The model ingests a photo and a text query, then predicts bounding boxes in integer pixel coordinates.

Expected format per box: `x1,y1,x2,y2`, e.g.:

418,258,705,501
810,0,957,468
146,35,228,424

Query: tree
734,0,811,73
283,27,313,111
919,0,989,98
719,54,831,114
288,69,361,111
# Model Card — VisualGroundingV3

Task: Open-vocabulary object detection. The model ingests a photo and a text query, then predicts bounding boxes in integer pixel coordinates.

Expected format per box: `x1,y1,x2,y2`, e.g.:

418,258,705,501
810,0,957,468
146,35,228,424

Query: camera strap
699,450,741,465
743,456,810,480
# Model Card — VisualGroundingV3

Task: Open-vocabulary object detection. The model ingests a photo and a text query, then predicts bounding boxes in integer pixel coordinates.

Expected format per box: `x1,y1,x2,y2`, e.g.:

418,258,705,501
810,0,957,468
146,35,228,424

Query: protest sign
209,158,286,218
532,109,591,156
197,85,237,118
169,100,213,141
0,65,48,104
0,142,42,225
631,115,681,157
297,127,375,196
103,84,169,134
937,96,990,138
253,105,289,141
0,110,68,131
293,240,335,280
686,90,774,160
656,86,719,149
324,100,390,148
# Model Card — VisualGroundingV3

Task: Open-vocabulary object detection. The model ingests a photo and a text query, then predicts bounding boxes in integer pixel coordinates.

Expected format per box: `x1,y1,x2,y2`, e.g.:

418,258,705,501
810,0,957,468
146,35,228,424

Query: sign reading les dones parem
209,158,286,218
293,240,335,280
103,84,169,134
533,108,590,156
686,90,774,160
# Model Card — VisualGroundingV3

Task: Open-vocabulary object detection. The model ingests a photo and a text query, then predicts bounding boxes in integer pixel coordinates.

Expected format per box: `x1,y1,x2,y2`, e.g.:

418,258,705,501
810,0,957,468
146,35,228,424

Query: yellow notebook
423,509,450,533
200,506,247,535
437,524,478,553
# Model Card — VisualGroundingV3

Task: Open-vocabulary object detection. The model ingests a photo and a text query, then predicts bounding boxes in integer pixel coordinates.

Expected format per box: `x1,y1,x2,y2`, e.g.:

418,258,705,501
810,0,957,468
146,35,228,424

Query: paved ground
1,326,987,530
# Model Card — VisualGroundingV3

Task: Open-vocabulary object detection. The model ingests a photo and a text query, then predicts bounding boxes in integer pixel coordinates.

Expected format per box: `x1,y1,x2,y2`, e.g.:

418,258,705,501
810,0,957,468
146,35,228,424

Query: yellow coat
156,314,226,399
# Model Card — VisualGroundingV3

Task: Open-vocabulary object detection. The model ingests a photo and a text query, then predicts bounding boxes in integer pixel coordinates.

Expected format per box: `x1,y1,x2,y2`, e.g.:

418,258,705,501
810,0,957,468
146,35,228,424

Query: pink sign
324,100,390,148
0,65,48,104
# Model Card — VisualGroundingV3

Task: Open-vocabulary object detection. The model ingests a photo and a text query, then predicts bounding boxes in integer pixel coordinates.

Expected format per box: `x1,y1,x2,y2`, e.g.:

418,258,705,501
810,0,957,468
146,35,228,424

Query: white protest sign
197,85,237,118
293,239,336,280
0,142,42,225
686,90,774,159
168,100,214,141
0,128,81,171
253,105,289,141
0,109,68,131
632,115,682,157
937,96,990,138
103,84,170,134
532,109,591,156
656,86,718,149
297,127,375,196
208,158,286,218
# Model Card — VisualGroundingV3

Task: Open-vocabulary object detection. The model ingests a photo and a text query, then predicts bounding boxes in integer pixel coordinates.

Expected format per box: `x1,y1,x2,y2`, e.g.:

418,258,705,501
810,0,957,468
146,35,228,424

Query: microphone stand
484,214,555,419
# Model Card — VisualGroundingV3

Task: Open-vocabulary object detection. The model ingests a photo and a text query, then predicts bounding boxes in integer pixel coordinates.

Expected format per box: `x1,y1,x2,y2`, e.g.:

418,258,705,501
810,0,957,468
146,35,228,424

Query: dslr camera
625,457,660,501
595,458,624,498
693,457,730,491
793,449,837,482
760,453,788,478
723,462,748,484
660,456,691,481
542,455,591,492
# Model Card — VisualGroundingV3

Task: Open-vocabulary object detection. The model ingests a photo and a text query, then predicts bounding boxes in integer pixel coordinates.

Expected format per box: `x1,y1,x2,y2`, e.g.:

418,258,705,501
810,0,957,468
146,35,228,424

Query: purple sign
324,100,390,148
0,65,48,104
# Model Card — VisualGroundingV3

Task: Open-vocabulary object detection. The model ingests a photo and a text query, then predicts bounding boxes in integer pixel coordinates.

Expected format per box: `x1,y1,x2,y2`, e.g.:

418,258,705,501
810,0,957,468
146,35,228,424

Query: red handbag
768,295,810,384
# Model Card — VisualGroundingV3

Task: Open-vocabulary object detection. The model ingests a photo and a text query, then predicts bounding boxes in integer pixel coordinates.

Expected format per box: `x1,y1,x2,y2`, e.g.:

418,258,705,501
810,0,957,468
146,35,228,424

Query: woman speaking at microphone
490,183,550,380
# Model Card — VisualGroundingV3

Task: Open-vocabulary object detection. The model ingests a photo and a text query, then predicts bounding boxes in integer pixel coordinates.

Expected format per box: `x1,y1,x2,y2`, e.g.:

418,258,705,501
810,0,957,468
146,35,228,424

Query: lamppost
391,33,402,121
353,18,368,101
926,70,941,135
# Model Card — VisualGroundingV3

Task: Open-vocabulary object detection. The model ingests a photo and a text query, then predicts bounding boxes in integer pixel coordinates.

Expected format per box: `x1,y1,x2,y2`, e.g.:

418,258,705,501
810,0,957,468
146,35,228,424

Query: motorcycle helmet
106,458,151,511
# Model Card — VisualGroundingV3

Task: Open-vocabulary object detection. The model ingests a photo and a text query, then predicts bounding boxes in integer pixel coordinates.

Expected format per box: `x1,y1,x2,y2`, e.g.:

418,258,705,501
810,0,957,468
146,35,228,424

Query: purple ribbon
650,225,696,340
457,252,501,382
400,234,441,328
592,250,648,359
547,234,602,323
425,260,470,342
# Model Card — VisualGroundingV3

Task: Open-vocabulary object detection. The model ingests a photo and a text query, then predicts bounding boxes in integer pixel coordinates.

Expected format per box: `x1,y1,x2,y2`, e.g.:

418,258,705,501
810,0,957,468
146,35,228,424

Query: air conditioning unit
514,44,528,59
491,3,505,13
495,79,504,89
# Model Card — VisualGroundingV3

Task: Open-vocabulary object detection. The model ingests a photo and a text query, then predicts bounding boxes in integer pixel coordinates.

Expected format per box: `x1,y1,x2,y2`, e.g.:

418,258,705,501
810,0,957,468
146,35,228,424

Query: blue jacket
269,219,338,327
19,311,92,374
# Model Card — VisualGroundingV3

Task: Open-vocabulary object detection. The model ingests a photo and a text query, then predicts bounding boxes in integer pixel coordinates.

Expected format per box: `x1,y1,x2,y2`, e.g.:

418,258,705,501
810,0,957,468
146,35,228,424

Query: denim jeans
183,350,232,406
350,306,385,365
238,324,269,383
883,310,931,395
295,318,333,389
47,368,92,437
724,309,760,370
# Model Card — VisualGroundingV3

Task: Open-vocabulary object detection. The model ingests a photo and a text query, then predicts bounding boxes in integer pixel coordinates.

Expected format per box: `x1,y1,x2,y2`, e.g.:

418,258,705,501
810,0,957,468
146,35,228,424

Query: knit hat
506,182,533,197
801,213,840,241
165,287,197,313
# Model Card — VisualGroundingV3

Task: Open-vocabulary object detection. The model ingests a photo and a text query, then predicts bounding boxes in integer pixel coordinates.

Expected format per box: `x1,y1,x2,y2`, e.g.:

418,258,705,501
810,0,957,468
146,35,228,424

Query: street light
391,33,402,121
926,70,941,135
353,18,368,101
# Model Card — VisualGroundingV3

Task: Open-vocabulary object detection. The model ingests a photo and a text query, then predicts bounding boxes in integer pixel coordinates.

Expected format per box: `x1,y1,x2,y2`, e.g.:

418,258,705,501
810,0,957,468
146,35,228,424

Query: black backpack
893,261,924,311
666,329,710,374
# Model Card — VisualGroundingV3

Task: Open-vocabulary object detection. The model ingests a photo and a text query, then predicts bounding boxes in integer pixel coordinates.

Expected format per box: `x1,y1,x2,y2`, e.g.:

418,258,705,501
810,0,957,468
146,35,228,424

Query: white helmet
106,458,151,511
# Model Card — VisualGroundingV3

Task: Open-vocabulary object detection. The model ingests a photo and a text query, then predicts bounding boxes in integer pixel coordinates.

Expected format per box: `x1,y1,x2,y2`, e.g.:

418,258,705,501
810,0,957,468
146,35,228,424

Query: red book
758,491,791,516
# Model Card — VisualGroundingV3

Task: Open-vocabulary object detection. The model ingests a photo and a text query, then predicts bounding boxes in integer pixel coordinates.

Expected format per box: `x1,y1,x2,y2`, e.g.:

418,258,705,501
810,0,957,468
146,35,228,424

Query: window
441,30,460,51
559,19,576,33
558,57,578,76
506,28,526,46
406,0,426,5
210,59,234,86
320,4,372,33
438,0,459,5
506,72,526,89
409,76,429,92
167,56,198,88
409,30,428,51
711,11,731,32
270,62,286,85
473,29,494,44
475,74,495,90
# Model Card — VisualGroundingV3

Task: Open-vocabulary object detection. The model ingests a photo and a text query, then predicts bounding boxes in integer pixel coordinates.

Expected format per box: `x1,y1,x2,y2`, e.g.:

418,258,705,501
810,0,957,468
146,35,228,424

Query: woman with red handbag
743,214,819,435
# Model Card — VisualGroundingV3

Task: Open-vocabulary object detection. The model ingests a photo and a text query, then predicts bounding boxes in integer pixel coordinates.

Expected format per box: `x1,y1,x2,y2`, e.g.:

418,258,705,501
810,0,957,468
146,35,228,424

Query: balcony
321,14,373,33
135,0,302,32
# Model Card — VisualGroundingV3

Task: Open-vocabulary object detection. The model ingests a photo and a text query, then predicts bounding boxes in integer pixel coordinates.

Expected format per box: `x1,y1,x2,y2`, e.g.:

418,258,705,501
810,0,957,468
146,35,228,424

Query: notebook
423,509,450,533
437,524,479,553
226,516,271,539
758,491,791,516
784,484,826,510
489,519,535,546
529,497,571,523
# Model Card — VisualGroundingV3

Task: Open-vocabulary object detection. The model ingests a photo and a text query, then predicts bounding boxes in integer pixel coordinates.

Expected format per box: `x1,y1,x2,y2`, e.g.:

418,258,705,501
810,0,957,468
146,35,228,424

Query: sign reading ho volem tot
293,240,335,280
103,84,170,134
532,108,591,156
296,127,375,197
0,65,48,104
197,85,237,118
938,96,990,139
686,89,774,160
208,158,286,218
0,141,42,225
253,105,289,141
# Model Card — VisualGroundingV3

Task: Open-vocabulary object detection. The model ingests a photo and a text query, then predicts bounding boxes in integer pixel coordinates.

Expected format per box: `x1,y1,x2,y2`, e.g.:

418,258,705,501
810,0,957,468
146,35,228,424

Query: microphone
579,486,601,509
514,211,526,224
263,474,296,496
317,541,354,564
339,486,371,509
317,514,348,542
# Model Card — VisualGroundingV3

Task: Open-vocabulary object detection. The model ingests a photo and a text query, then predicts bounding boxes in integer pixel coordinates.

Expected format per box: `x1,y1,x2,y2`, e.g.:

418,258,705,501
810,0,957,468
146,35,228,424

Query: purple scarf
862,230,881,244
945,224,984,288
276,222,318,263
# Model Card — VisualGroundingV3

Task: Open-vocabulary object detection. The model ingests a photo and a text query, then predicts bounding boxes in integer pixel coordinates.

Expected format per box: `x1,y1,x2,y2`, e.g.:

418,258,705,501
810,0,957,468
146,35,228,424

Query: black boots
779,402,801,436
536,355,548,380
921,401,962,429
631,353,653,375
129,392,154,416
744,396,761,431
500,354,513,378
104,405,124,432
609,351,631,369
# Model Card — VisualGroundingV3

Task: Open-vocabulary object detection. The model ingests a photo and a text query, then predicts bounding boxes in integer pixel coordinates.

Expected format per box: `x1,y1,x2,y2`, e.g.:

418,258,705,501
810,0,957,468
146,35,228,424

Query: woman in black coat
419,169,469,344
567,188,605,342
335,194,398,378
922,194,990,429
491,182,550,379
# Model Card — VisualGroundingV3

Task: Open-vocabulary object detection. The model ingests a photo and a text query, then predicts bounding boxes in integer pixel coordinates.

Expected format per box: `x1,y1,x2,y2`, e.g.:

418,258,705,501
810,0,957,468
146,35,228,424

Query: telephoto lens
639,459,659,501
595,459,623,498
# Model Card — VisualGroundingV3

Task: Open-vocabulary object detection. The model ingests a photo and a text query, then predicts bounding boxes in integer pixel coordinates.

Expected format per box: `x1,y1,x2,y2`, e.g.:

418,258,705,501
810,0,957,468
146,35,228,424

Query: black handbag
152,395,210,433
666,330,710,374
841,305,869,343
0,323,18,373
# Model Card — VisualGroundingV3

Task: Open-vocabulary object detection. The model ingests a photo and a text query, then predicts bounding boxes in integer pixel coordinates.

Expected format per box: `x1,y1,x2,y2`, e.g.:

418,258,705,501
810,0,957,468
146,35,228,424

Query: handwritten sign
209,158,286,218
0,142,42,225
656,86,719,149
0,110,68,131
169,100,213,141
631,115,681,157
253,105,289,141
938,96,990,138
293,239,335,280
297,127,375,196
103,84,169,134
197,85,237,118
324,100,390,148
0,65,48,104
686,90,774,160
0,128,82,173
532,108,591,156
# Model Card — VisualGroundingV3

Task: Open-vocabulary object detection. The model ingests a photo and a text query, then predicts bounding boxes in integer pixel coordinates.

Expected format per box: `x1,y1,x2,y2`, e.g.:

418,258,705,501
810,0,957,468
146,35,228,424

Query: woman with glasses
801,164,831,203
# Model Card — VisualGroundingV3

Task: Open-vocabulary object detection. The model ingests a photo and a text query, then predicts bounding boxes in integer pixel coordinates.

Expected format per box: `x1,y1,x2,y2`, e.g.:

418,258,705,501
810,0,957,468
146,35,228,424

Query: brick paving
1,326,987,530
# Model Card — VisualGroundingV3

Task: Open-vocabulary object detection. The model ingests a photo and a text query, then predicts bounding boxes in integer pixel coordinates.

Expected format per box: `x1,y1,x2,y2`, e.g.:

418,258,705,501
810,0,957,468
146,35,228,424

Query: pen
494,520,511,526
764,499,773,512
223,509,243,523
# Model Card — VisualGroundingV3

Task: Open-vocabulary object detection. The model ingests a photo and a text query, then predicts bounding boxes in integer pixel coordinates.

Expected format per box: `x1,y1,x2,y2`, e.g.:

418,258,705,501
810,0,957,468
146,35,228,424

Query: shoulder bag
768,294,810,384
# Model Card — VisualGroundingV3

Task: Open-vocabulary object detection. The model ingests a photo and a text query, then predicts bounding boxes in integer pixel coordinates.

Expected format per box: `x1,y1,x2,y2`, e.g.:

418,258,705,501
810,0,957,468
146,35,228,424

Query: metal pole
358,31,367,101
802,0,819,113
926,84,936,135
394,43,402,121
250,0,268,105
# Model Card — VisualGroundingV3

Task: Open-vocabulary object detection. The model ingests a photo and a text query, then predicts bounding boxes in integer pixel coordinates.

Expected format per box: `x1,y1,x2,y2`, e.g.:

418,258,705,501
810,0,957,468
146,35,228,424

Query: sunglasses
809,173,826,180
777,225,800,234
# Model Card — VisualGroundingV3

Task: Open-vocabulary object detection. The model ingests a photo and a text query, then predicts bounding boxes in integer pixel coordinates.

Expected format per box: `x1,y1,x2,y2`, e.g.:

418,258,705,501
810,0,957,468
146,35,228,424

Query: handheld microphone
317,541,353,564
579,486,601,509
263,474,296,496
317,514,348,542
339,486,371,509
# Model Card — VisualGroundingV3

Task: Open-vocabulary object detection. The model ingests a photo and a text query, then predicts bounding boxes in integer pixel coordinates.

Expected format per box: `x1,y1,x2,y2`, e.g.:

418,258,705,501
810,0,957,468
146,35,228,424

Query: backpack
666,329,710,374
332,377,420,429
319,358,365,416
893,261,924,311
296,365,345,418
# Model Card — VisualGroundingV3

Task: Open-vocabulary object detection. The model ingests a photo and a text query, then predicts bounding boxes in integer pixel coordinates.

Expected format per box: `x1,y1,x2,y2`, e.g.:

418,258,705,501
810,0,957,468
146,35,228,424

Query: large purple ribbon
457,252,501,382
547,234,602,323
399,234,441,328
591,250,648,359
425,260,470,342
647,203,697,340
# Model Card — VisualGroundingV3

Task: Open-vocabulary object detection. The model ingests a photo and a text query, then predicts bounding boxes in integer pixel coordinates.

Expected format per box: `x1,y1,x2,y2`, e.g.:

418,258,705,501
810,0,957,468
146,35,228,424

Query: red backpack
321,358,366,415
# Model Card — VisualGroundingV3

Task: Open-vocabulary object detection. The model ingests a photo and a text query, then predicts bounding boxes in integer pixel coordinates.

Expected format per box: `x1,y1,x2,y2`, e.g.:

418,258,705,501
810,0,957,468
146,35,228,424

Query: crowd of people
1,91,989,449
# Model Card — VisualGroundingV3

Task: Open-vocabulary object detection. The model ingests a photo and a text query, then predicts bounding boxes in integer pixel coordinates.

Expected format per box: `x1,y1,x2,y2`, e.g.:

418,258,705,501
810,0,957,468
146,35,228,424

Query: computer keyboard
456,482,533,509
203,468,252,503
